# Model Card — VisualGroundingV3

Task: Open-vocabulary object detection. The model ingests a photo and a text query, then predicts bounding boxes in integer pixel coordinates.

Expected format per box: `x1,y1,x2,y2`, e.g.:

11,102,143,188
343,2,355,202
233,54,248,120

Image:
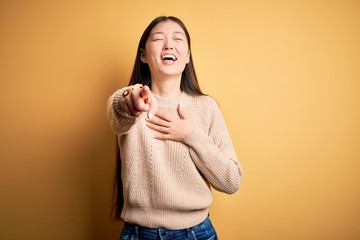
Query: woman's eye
153,38,163,41
175,38,183,41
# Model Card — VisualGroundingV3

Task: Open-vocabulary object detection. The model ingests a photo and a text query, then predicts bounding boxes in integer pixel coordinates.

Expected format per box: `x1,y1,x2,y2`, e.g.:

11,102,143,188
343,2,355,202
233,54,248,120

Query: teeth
162,54,176,60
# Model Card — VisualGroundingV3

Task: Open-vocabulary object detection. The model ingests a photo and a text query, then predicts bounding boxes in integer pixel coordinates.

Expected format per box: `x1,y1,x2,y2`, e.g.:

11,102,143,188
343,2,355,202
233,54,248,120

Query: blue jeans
120,216,218,240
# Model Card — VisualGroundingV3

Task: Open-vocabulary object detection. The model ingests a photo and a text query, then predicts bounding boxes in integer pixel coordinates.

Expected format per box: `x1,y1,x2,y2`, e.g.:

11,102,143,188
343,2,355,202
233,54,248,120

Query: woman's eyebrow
151,31,185,36
152,32,164,36
173,31,185,35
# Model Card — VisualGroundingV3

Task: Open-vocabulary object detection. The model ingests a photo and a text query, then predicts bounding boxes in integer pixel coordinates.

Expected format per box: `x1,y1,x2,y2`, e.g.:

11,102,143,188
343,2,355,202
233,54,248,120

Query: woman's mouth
162,54,177,61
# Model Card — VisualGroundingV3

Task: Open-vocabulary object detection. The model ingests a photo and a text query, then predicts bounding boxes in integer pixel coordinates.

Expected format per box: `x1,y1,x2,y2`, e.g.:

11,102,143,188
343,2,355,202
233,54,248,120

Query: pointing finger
147,95,158,119
140,85,151,103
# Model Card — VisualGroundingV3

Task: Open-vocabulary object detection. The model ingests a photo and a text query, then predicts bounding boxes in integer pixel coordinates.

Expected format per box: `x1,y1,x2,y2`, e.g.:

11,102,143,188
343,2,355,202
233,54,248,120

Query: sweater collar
153,91,190,110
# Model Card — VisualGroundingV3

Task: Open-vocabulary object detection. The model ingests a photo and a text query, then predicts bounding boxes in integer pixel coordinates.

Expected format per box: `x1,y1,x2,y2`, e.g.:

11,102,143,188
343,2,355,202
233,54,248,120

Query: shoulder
189,94,222,123
191,94,219,108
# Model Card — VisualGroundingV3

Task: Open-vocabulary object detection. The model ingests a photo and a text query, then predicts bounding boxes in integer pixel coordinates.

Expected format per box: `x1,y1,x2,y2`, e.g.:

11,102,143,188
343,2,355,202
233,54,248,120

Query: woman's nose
163,45,174,50
163,39,174,50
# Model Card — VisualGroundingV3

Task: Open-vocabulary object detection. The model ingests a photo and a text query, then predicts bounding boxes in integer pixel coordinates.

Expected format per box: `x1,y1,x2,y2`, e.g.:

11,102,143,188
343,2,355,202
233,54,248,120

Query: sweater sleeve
107,87,140,135
183,98,243,194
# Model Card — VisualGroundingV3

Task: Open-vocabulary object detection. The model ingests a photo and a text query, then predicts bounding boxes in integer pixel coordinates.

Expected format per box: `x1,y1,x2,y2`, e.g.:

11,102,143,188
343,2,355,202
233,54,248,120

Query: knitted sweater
107,88,242,230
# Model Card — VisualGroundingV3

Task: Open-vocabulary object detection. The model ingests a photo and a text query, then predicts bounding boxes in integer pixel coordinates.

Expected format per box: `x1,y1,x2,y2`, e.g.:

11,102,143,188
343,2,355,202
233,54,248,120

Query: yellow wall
1,1,359,239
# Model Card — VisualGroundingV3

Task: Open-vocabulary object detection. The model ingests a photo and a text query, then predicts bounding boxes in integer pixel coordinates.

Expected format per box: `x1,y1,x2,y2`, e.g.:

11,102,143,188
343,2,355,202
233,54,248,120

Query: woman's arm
107,88,139,135
107,85,157,135
183,98,243,194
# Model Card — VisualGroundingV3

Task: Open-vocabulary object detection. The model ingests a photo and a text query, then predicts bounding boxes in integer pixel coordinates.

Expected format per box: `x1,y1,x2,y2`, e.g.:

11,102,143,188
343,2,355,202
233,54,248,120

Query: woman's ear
140,49,147,63
186,50,190,64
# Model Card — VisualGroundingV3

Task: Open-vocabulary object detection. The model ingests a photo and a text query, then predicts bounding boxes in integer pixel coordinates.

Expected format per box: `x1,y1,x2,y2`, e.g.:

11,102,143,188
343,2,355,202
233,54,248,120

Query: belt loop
134,225,139,238
186,227,191,238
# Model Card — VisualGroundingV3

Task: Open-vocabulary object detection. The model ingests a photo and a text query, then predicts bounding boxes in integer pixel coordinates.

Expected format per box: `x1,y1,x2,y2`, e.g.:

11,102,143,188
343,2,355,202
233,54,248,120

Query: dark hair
129,16,204,95
112,136,123,220
112,16,204,221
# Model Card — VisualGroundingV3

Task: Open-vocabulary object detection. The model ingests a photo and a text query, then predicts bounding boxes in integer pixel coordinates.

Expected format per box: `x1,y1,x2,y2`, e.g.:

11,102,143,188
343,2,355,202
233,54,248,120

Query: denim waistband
123,215,211,239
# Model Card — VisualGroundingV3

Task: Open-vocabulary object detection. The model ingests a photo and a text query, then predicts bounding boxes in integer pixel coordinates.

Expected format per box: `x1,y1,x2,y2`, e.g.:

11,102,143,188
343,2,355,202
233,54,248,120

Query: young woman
107,16,242,240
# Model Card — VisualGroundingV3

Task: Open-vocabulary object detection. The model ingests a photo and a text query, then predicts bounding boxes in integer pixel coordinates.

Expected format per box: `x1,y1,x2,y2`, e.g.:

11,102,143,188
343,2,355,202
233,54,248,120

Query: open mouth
162,54,177,61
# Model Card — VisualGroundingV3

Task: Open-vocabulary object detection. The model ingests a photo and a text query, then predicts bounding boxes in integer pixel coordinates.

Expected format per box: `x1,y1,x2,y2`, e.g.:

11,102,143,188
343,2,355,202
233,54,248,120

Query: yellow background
1,1,359,239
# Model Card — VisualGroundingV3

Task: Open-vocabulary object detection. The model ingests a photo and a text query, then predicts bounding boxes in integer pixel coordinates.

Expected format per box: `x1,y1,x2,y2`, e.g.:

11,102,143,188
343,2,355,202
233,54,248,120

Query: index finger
139,85,151,102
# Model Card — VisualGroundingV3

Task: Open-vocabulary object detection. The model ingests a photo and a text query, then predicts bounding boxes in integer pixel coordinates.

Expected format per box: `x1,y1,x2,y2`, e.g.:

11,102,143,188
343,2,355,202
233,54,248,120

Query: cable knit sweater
107,88,242,230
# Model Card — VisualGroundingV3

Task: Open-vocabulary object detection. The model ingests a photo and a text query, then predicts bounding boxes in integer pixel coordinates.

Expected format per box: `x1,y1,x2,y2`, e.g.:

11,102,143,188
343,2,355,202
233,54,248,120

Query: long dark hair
112,136,123,220
112,16,204,220
129,16,204,95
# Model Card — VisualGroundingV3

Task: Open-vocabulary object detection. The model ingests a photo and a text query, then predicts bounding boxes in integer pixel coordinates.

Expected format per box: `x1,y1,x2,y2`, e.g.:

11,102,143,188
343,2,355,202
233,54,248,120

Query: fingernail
179,102,184,108
148,112,154,119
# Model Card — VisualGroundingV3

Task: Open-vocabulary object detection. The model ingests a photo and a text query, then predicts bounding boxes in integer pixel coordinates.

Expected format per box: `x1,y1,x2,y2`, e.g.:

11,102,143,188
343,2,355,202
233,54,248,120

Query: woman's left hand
145,104,195,142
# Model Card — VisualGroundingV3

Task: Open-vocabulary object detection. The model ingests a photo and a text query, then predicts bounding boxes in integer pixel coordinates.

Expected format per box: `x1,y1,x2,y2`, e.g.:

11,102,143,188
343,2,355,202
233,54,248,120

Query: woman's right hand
121,85,158,119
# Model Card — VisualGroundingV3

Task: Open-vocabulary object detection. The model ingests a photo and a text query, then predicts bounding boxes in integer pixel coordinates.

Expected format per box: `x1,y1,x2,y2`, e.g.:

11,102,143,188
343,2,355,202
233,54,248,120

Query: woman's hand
122,85,158,119
145,104,196,141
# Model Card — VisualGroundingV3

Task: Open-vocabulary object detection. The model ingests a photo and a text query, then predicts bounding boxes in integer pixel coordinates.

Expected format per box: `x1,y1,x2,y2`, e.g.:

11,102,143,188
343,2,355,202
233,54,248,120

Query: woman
107,16,242,240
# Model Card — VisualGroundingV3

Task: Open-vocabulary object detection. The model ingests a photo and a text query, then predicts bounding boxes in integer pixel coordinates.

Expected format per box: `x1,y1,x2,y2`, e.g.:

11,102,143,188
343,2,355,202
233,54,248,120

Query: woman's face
141,20,190,79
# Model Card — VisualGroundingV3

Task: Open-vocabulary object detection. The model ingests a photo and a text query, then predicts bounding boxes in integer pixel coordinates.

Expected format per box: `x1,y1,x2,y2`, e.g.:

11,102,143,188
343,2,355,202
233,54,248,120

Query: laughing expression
141,20,190,79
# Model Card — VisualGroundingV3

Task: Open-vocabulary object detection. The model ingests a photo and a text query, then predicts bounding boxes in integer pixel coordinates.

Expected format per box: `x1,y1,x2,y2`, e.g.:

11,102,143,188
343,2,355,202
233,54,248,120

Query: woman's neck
150,75,182,99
